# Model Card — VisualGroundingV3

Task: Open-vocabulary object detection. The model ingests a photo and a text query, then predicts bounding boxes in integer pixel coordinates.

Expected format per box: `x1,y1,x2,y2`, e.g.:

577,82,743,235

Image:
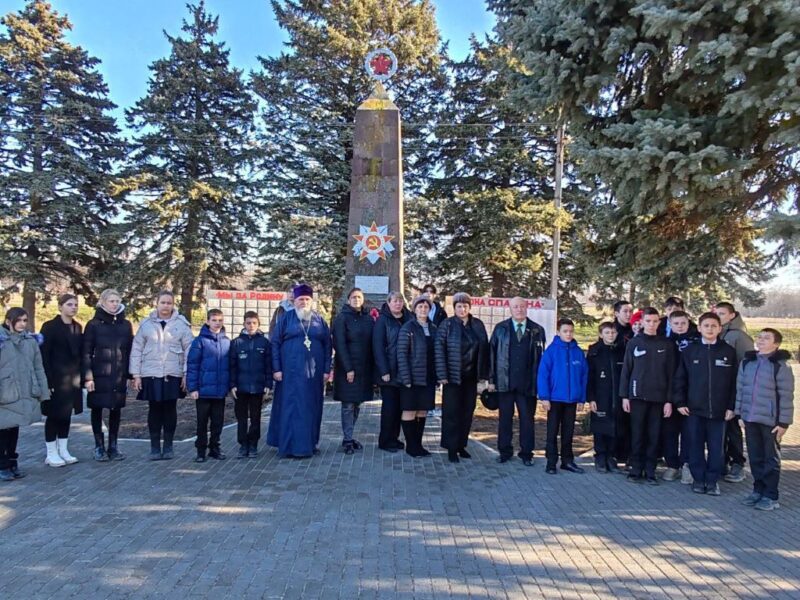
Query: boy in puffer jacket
187,309,231,463
538,319,589,475
735,328,794,511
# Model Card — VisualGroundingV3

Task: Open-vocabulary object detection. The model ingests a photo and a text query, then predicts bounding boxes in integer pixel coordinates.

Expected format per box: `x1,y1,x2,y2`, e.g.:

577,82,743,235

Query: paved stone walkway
1,371,799,599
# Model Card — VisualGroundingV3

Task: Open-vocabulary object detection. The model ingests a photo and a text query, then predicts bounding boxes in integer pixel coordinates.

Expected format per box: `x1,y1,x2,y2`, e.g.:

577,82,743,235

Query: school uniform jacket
618,333,676,404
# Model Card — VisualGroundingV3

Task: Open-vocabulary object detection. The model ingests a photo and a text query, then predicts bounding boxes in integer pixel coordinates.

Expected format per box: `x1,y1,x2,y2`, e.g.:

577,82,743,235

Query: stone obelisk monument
343,46,404,305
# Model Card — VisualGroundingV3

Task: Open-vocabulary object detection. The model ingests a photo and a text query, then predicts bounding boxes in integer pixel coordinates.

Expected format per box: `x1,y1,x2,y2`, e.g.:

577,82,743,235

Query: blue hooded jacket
186,324,231,398
537,336,588,403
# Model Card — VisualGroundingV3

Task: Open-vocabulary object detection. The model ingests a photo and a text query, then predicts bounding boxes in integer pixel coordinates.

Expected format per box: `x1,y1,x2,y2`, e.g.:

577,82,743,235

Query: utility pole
550,121,565,301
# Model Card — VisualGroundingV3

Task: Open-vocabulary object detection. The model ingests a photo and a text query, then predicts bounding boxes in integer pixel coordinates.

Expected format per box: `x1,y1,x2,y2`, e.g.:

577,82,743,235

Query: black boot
93,433,108,462
149,436,162,461
161,432,174,460
417,418,431,457
107,434,125,461
401,420,420,457
448,449,460,463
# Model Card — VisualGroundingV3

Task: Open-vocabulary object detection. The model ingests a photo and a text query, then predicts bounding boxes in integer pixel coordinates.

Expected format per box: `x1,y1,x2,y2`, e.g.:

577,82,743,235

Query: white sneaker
661,467,680,481
57,438,78,464
45,441,66,467
681,464,693,485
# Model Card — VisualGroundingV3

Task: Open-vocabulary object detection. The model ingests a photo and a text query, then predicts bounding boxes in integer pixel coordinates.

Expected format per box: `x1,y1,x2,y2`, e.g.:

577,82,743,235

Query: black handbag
480,389,499,411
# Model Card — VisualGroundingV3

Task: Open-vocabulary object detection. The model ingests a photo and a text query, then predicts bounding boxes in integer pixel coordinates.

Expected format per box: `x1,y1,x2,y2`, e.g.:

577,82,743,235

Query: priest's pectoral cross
304,335,312,351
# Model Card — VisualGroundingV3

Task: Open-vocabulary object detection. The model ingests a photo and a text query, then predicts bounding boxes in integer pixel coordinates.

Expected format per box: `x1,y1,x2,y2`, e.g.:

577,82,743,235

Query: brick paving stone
0,366,798,599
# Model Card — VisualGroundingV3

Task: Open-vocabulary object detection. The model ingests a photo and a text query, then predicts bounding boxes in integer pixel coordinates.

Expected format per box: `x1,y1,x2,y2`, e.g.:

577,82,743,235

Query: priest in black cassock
267,284,333,458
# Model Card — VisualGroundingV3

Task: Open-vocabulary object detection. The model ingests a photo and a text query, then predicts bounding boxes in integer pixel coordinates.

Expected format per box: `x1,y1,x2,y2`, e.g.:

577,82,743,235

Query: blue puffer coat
537,336,588,403
229,330,273,394
186,325,231,398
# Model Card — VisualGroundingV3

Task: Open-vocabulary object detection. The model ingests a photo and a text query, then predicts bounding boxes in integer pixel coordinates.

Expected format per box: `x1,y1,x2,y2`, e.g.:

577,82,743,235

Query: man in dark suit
488,297,547,466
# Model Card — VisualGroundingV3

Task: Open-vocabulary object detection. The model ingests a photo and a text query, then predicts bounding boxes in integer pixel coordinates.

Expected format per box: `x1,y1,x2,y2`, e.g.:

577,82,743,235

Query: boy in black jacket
673,313,737,495
587,322,625,473
620,307,676,485
230,312,273,458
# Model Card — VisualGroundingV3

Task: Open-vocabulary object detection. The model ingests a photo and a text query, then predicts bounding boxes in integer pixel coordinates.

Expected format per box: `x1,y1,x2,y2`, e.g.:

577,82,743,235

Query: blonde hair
98,288,122,307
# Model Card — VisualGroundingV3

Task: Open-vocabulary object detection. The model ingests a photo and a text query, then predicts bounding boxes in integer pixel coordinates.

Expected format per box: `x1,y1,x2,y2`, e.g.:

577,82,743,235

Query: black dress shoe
379,445,399,453
496,456,511,464
393,440,405,450
561,462,585,474
208,449,226,460
351,439,363,450
522,458,534,467
344,443,355,455
458,449,471,459
545,466,557,474
448,450,460,463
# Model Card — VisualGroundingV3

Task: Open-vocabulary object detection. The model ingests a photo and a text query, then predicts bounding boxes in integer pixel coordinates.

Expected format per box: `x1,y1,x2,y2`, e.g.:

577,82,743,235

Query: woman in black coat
372,292,412,453
397,296,437,458
435,292,489,463
82,289,134,462
332,288,374,455
39,294,83,467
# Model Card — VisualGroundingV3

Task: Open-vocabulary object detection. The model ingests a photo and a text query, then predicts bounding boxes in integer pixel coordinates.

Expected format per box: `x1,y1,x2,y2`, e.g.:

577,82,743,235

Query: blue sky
0,0,494,116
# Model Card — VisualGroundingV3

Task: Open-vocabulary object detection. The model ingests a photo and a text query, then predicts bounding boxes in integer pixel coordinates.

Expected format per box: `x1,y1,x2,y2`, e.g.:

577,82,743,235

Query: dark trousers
196,398,225,453
686,414,726,486
661,412,689,469
594,432,616,466
148,400,178,447
0,427,20,470
744,421,781,500
725,416,747,466
235,393,263,446
378,386,403,448
498,391,535,460
91,408,121,437
630,399,663,478
545,402,577,467
615,411,631,463
440,379,477,451
44,415,71,442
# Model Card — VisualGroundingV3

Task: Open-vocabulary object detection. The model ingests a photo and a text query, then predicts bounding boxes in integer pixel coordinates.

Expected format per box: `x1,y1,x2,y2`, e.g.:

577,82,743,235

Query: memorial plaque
354,275,390,295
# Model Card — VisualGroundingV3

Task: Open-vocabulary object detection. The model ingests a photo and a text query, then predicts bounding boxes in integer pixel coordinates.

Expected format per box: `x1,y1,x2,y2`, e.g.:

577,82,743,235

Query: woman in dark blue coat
373,292,412,452
332,288,374,455
397,296,437,458
82,289,134,462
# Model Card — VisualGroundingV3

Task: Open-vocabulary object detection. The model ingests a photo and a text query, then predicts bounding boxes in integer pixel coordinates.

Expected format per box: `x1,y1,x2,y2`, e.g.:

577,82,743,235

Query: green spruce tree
117,2,258,320
406,38,587,315
0,0,123,328
251,0,446,295
493,0,799,307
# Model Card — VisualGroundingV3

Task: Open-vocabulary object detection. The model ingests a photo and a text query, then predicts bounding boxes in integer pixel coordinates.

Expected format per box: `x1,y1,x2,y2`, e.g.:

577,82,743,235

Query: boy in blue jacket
187,309,231,463
538,318,589,474
230,312,273,459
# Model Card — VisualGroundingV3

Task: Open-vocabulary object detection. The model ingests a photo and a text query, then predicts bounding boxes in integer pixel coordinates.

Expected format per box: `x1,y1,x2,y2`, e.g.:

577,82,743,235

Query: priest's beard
296,307,313,322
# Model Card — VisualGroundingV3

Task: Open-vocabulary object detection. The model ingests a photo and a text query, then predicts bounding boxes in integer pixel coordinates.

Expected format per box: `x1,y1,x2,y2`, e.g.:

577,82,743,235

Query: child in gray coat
735,328,794,511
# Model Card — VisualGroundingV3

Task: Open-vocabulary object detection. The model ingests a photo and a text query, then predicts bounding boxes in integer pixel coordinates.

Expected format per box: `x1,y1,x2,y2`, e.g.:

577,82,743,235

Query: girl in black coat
39,294,83,467
397,296,437,458
372,293,412,452
435,293,489,463
332,288,374,454
82,289,134,462
587,323,626,473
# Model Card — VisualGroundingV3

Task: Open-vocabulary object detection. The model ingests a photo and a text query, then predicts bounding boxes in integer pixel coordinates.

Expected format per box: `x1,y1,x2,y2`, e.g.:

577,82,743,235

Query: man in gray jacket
735,328,794,511
715,301,754,482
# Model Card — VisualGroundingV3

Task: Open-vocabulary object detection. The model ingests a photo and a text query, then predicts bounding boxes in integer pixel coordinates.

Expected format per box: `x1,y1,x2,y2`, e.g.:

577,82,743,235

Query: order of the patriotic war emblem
352,222,395,264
